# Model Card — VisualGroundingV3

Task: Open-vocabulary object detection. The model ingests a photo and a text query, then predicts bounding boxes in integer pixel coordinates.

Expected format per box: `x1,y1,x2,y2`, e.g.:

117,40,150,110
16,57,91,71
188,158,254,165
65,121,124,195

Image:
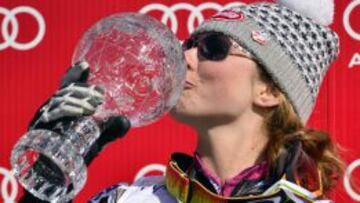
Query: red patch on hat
211,9,245,21
251,31,269,45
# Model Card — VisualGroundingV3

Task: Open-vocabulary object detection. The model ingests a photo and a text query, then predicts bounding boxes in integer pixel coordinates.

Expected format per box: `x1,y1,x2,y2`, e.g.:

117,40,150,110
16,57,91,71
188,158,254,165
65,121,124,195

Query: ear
253,81,281,108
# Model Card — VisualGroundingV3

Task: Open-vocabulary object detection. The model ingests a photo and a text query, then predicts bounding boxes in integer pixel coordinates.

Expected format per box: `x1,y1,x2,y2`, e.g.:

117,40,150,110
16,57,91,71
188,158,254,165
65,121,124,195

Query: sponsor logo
251,30,269,45
344,159,360,201
0,166,18,203
349,52,360,68
134,164,166,181
343,0,360,68
139,2,245,35
343,0,360,41
211,7,245,21
0,6,46,51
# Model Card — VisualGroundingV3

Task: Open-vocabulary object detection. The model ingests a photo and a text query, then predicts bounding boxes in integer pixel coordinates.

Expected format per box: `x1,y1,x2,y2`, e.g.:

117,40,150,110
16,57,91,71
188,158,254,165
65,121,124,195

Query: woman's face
171,33,264,124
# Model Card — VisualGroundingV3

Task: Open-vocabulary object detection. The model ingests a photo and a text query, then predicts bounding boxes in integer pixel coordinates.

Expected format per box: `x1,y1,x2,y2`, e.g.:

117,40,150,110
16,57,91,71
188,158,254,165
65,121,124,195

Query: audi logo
343,0,360,41
134,163,166,181
0,6,46,51
139,2,245,35
344,159,360,201
0,166,18,203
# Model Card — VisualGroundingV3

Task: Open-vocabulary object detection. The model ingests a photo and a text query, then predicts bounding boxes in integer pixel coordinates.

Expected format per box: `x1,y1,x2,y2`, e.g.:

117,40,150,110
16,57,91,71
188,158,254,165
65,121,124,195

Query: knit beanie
193,0,339,123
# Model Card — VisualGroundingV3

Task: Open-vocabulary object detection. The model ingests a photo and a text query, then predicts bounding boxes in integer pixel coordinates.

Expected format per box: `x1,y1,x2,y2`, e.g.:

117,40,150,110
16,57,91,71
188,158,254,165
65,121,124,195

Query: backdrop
0,0,359,202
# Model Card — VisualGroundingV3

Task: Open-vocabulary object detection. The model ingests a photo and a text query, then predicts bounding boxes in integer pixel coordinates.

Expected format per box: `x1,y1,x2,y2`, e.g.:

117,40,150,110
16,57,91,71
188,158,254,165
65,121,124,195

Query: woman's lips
184,81,196,89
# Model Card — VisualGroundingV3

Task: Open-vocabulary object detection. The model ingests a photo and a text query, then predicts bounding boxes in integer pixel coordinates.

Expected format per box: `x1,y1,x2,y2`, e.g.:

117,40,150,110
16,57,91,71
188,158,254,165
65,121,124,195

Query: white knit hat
193,0,339,123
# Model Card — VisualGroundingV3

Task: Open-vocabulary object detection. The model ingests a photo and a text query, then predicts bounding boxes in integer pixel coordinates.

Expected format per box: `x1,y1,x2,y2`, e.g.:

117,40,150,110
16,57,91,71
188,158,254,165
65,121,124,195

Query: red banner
0,0,359,202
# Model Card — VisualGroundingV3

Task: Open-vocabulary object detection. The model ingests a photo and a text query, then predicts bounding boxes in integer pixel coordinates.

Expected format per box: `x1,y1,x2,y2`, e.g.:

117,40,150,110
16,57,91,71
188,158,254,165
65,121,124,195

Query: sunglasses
182,32,253,61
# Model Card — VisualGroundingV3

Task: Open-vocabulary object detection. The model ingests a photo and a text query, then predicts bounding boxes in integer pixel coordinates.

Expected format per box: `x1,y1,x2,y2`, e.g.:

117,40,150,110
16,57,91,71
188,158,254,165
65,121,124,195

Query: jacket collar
165,141,324,202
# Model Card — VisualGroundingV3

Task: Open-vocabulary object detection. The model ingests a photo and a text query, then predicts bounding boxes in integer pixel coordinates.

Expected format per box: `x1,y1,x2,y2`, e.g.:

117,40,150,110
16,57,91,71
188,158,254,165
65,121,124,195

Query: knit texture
193,3,339,123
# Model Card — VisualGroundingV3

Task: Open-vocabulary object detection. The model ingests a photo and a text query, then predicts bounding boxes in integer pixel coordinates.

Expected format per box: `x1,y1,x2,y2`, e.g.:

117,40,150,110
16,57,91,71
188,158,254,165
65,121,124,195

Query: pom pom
277,0,334,26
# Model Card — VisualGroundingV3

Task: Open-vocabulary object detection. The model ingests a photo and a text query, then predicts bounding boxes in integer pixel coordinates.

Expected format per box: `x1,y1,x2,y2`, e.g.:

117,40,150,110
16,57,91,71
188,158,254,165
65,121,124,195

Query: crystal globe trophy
11,12,186,202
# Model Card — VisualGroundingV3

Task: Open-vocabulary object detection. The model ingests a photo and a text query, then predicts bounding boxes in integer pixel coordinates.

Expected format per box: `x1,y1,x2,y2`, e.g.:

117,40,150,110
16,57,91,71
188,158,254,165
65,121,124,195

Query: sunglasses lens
198,34,231,61
182,33,232,61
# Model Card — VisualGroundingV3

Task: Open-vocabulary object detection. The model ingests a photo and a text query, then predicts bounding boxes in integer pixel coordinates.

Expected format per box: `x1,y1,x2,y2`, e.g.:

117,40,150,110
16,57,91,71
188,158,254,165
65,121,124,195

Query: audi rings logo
0,166,18,203
134,164,166,182
343,0,360,41
139,2,245,34
344,159,360,201
0,6,46,51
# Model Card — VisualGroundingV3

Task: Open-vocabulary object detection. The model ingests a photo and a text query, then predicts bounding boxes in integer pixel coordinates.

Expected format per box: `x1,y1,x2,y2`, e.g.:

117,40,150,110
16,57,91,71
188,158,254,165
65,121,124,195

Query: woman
90,2,344,202
21,1,343,203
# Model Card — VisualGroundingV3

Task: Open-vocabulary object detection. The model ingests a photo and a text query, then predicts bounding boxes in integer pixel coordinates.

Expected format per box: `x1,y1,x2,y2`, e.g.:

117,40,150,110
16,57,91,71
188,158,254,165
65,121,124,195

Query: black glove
29,61,104,131
29,61,130,162
19,62,130,203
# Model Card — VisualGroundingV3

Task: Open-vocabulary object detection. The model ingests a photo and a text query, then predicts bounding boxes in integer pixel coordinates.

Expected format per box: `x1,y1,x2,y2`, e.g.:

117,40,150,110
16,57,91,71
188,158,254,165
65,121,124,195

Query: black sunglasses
182,32,253,61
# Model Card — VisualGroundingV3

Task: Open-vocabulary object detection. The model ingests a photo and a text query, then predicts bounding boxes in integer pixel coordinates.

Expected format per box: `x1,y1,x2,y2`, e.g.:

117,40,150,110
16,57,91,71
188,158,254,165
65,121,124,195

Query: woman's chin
170,106,196,124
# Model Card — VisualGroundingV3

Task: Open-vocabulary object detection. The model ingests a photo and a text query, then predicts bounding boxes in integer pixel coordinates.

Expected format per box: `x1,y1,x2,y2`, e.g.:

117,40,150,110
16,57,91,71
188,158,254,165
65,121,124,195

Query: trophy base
11,129,87,202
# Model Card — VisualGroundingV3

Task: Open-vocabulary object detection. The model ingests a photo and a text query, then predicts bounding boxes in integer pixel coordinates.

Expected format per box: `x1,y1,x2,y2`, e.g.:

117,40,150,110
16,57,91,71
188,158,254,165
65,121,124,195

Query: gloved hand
20,62,130,203
29,61,131,164
30,61,102,130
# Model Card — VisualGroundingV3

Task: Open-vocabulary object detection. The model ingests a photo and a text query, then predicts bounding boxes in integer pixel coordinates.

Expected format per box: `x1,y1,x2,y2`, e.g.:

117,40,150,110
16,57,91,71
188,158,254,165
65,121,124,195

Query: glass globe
72,12,186,127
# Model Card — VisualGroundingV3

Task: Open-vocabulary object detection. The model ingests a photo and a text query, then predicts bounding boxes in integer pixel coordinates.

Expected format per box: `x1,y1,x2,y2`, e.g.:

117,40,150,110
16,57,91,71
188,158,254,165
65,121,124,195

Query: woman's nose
184,48,198,72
